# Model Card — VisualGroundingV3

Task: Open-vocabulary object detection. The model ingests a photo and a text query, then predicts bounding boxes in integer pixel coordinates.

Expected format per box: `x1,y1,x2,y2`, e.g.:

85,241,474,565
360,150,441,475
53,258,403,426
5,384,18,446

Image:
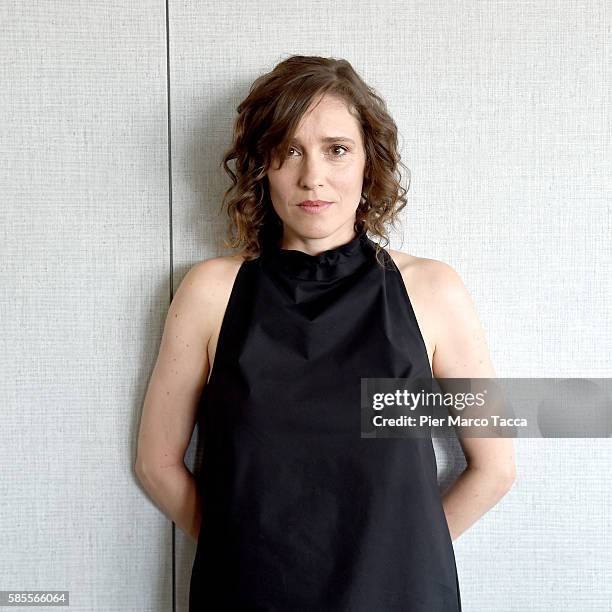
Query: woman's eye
331,145,349,156
287,145,349,158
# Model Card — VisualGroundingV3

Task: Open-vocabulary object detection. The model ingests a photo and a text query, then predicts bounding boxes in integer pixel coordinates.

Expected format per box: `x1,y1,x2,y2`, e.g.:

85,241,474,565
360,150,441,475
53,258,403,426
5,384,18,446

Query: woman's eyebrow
290,136,356,145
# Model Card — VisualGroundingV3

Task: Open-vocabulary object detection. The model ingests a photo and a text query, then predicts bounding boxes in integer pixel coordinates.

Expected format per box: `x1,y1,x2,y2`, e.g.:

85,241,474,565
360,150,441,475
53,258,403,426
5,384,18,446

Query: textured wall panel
1,1,610,611
0,2,171,611
171,2,611,611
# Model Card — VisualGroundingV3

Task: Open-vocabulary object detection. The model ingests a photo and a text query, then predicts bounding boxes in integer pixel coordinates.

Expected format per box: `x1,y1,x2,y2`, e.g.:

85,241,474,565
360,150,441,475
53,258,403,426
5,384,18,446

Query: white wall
1,1,610,611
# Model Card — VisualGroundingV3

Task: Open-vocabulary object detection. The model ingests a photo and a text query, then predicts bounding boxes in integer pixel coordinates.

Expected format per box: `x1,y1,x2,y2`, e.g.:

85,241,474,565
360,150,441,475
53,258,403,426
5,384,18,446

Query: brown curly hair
219,55,410,265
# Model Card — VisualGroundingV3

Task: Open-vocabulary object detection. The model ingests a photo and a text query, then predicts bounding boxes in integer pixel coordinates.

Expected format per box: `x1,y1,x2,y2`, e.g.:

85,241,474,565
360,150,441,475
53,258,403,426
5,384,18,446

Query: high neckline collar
262,230,373,281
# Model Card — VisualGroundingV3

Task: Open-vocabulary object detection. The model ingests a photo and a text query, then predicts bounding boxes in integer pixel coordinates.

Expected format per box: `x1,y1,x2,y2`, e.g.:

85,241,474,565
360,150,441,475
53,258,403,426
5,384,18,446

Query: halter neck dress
189,230,462,611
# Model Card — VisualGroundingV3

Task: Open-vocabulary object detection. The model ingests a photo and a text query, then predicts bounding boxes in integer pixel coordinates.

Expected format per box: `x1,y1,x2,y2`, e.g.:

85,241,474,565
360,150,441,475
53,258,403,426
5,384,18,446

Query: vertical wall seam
164,0,176,611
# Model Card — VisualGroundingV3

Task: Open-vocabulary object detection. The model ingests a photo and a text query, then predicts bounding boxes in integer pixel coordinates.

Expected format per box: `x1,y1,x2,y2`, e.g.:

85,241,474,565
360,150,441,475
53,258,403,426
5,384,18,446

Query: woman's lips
297,200,333,214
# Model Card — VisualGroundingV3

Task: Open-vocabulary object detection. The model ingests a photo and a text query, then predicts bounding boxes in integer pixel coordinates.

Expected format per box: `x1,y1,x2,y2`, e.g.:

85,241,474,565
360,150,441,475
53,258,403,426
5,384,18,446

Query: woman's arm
425,259,517,541
135,258,232,542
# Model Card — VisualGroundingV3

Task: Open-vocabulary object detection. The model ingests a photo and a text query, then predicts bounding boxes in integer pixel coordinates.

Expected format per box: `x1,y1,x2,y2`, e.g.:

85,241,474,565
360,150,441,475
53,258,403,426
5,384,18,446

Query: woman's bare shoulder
387,248,464,293
192,252,247,274
173,253,248,345
387,248,470,333
187,253,248,299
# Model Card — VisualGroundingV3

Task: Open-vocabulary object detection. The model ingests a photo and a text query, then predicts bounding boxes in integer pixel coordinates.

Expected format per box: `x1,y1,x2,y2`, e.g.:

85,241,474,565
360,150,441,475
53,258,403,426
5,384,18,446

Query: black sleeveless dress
189,230,462,611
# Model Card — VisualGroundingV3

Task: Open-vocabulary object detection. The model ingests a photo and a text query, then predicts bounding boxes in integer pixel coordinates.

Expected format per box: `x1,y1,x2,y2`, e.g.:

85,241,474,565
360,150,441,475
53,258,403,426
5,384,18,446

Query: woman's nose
298,153,326,188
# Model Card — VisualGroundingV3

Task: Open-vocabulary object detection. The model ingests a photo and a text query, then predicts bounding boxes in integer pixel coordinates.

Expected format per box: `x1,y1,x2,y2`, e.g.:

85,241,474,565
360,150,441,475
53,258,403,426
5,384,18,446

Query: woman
136,55,516,611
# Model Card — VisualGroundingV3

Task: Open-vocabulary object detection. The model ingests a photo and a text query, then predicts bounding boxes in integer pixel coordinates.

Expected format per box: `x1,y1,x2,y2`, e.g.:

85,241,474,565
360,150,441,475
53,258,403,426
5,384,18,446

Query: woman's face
266,94,367,248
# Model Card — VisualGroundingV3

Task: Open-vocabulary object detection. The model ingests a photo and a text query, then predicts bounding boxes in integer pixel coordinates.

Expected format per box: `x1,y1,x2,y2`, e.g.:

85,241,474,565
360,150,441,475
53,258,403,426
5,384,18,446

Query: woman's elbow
134,457,148,483
469,462,517,496
497,465,517,494
135,456,159,485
